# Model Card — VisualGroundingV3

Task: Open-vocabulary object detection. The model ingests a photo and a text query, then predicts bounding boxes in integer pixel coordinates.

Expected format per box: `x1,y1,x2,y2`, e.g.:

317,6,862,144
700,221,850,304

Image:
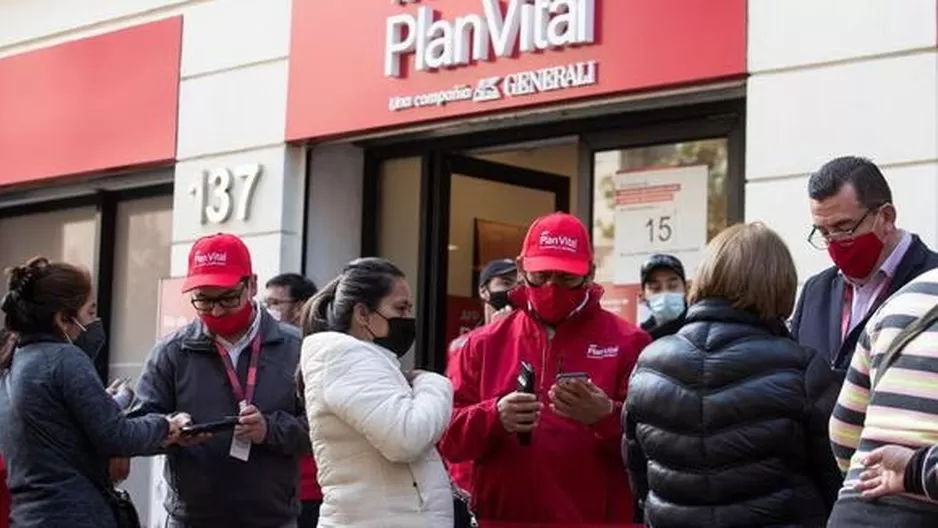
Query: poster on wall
445,295,484,346
599,283,644,325
156,277,196,339
612,165,708,285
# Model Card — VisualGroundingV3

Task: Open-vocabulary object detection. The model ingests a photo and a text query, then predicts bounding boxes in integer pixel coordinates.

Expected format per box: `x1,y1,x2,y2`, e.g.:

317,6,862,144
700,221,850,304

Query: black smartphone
180,416,240,436
516,361,536,446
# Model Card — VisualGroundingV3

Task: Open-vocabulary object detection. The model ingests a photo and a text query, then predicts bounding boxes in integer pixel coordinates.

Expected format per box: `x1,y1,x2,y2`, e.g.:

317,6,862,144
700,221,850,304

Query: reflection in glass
0,207,99,284
592,139,729,286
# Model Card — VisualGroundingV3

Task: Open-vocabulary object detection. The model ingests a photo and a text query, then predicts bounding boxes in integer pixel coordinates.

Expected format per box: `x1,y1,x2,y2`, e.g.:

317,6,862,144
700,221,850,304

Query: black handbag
98,484,142,528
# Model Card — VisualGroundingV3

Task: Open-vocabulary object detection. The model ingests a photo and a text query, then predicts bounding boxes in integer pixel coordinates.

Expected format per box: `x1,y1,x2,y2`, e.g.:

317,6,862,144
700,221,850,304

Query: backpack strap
871,302,938,390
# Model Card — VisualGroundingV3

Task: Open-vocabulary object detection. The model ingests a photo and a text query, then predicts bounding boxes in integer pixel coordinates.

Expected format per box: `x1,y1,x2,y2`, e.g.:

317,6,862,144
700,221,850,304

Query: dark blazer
790,234,938,373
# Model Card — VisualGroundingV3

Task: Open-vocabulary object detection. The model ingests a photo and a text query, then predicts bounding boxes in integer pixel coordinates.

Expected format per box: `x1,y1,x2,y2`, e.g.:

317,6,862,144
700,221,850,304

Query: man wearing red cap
439,212,651,526
132,233,309,528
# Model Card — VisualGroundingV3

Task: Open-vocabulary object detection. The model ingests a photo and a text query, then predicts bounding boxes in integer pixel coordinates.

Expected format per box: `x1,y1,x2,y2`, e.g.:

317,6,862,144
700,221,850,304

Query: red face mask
526,283,587,325
827,231,884,280
200,302,254,337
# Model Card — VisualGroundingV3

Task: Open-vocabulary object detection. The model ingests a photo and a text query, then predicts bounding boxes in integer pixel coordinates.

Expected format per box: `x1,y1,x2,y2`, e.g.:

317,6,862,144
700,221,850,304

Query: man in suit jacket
791,156,938,379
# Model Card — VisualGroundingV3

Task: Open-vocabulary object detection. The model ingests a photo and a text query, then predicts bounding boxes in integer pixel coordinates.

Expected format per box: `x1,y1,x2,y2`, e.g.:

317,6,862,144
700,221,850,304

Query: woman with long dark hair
299,257,454,527
0,257,189,528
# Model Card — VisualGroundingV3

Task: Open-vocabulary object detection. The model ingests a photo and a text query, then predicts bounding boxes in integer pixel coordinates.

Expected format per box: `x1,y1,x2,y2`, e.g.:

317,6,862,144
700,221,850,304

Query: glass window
377,157,422,369
108,195,173,381
591,139,729,323
0,207,99,285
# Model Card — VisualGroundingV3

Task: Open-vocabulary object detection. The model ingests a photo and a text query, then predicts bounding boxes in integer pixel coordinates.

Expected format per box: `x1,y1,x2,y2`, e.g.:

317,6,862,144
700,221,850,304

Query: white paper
612,165,709,284
229,401,251,462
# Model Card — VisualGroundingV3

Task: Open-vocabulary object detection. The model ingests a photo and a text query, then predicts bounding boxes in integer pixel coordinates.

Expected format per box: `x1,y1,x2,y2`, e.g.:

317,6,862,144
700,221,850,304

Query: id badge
229,400,251,462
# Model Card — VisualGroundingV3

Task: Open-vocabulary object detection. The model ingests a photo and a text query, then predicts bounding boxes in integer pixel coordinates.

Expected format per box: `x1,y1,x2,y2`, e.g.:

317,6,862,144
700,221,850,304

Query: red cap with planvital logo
520,212,592,276
182,233,253,292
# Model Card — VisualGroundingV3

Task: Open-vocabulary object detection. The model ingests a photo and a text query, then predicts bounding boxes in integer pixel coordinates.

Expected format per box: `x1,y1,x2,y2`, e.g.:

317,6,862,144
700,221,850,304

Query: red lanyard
841,278,892,338
215,335,262,405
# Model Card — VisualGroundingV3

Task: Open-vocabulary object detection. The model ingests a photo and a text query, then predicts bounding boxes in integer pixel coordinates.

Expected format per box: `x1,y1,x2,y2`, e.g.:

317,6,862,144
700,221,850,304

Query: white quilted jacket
300,331,455,528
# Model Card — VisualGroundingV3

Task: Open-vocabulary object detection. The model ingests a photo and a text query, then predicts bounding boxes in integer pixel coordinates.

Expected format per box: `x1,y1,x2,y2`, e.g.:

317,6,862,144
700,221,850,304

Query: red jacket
0,455,9,528
445,324,489,496
439,286,651,524
298,454,322,502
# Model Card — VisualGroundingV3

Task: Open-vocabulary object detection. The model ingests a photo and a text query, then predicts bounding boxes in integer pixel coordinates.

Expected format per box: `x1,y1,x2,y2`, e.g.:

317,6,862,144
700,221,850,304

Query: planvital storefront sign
286,0,747,141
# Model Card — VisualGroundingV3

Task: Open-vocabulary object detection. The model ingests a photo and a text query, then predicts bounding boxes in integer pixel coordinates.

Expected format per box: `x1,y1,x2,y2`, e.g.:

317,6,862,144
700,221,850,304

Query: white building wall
0,1,306,525
746,0,938,283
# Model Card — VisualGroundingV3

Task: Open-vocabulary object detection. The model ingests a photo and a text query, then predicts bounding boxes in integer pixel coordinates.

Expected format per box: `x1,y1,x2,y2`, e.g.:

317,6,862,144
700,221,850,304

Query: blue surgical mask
647,292,685,324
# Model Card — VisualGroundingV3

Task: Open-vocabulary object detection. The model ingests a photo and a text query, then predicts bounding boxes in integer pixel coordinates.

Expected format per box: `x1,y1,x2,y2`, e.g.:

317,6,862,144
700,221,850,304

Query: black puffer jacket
623,299,841,528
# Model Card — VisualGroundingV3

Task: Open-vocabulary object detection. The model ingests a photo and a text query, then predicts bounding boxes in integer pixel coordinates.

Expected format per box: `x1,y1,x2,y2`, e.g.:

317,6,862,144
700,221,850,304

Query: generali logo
193,251,227,268
539,230,578,253
385,0,597,78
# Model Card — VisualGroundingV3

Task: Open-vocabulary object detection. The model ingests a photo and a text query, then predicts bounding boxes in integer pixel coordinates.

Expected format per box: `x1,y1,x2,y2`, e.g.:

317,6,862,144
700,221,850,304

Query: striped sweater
829,267,938,500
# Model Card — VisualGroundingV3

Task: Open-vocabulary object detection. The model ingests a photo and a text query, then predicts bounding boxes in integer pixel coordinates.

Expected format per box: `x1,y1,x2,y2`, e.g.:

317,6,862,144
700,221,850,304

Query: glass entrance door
427,153,572,371
581,112,744,328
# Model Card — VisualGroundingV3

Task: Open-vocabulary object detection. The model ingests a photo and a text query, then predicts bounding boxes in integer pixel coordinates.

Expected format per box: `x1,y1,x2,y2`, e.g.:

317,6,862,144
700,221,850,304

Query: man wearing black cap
477,258,519,325
639,254,688,340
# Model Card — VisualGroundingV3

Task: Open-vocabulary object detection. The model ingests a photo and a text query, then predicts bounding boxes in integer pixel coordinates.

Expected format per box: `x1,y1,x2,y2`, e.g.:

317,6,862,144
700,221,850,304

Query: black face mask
372,314,416,358
74,319,107,361
487,290,511,311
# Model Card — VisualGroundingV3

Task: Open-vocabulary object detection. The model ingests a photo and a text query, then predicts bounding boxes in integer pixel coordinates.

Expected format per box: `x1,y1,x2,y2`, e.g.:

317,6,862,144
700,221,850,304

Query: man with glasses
791,156,938,376
263,273,320,528
132,233,309,528
264,273,317,327
440,212,651,525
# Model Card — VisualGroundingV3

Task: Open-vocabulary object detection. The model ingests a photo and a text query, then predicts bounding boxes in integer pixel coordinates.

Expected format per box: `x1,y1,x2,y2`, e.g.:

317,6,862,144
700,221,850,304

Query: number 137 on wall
189,164,262,225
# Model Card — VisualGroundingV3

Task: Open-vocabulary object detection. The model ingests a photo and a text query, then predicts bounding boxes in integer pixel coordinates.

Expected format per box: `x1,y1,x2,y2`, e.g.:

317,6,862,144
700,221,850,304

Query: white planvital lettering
385,0,596,78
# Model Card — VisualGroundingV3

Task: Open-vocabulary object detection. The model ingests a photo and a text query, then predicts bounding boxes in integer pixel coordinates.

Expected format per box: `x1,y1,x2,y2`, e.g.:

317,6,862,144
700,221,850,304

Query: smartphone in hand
555,371,590,384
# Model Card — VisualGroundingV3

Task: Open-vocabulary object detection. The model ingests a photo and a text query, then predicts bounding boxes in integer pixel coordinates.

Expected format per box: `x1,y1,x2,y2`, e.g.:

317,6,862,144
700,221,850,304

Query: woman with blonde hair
623,223,841,527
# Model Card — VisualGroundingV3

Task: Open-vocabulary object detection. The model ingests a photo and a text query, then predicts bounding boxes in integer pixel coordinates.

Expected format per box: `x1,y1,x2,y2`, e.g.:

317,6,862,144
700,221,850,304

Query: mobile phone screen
556,372,590,382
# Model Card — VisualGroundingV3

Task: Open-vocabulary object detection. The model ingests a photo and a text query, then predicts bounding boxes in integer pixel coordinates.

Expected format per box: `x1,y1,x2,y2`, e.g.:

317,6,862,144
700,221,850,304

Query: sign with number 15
612,165,708,285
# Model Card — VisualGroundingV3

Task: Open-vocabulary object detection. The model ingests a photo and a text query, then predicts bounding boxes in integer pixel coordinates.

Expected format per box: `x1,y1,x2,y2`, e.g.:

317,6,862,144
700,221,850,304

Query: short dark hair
808,156,892,209
300,258,404,336
0,256,92,370
266,273,317,303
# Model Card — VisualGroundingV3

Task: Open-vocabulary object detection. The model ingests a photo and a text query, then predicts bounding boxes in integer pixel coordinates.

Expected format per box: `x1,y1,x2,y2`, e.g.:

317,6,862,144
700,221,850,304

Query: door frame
576,109,746,232
416,154,571,371
359,97,745,372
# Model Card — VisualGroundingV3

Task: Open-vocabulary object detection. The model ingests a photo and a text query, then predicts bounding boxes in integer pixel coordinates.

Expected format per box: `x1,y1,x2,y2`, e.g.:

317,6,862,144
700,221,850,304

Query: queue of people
2,155,938,527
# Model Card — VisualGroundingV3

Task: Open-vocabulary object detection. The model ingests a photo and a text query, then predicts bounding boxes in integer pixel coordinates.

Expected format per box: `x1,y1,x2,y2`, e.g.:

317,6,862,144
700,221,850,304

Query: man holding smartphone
132,233,310,528
440,213,651,525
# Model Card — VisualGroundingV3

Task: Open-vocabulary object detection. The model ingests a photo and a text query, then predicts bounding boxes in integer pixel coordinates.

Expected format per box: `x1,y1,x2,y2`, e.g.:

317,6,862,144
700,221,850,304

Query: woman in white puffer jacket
299,257,454,528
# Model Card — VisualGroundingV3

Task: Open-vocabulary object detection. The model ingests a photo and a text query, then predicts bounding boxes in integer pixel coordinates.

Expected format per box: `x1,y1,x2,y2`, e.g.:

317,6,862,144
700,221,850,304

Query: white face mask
647,292,686,324
267,308,283,322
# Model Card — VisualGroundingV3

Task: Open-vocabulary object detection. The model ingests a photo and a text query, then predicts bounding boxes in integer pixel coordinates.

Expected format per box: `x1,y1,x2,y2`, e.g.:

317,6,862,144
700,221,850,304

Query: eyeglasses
807,208,876,250
524,271,586,289
191,284,246,312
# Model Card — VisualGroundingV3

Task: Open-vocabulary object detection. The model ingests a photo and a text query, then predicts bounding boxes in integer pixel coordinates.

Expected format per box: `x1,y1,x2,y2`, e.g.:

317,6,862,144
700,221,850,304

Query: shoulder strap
872,302,938,389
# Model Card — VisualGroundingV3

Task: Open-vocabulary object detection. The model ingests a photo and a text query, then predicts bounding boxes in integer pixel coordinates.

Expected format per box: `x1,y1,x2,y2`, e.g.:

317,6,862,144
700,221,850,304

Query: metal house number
189,164,262,225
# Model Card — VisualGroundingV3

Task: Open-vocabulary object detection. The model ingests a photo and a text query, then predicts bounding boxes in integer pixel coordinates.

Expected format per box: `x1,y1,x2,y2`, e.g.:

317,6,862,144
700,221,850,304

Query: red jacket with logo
0,455,9,528
438,286,651,524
